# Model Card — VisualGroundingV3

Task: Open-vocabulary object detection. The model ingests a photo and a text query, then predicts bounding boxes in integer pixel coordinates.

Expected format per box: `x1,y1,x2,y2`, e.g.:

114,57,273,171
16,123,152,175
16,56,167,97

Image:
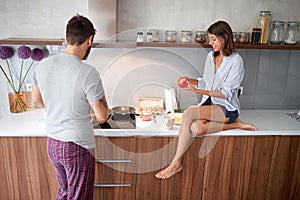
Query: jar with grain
165,30,177,42
284,21,299,45
259,10,272,44
149,30,159,42
195,31,206,43
180,30,192,43
269,21,284,45
238,32,250,44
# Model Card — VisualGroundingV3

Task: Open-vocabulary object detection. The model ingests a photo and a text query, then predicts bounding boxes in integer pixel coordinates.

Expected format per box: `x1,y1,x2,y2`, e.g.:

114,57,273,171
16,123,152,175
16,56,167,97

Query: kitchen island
0,109,299,200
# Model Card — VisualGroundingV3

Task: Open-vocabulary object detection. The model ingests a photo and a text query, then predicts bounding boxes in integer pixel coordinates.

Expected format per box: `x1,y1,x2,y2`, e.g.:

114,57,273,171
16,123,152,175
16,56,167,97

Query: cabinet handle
94,183,133,187
96,159,132,163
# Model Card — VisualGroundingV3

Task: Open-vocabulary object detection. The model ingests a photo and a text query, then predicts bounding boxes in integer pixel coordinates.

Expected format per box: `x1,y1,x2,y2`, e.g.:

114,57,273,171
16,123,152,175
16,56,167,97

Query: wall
1,0,300,113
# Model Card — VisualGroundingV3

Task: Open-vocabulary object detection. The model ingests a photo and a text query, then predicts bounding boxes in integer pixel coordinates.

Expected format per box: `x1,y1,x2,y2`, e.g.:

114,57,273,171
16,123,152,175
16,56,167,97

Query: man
32,14,109,199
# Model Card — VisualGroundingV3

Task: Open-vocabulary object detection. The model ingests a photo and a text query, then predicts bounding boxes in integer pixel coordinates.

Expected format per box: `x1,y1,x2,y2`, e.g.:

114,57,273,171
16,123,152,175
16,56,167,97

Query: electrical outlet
238,86,244,95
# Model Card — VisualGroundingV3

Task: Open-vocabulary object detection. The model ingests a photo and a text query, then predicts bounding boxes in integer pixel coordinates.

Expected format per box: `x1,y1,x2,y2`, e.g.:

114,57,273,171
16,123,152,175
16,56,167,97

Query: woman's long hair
207,21,235,57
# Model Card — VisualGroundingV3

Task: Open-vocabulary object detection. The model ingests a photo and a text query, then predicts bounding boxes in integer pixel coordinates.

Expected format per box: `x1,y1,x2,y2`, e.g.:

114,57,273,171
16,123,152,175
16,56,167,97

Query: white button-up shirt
198,51,244,113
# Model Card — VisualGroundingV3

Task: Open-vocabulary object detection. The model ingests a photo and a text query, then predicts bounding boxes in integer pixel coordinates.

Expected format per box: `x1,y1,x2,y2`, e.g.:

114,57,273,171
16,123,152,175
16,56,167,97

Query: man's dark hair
66,14,96,45
207,20,235,57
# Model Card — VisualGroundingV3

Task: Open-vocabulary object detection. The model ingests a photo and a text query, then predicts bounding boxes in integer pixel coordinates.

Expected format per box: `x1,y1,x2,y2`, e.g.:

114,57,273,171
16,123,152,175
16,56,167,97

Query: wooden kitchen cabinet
0,136,299,200
0,137,57,200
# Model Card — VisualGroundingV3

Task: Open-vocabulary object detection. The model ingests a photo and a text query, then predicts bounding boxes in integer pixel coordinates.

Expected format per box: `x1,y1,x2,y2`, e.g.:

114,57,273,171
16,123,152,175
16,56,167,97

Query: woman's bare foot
234,118,258,131
155,162,182,179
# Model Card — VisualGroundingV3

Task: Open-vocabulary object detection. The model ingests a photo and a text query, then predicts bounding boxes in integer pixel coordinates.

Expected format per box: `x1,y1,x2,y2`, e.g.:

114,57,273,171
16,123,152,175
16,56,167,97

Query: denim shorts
202,97,239,124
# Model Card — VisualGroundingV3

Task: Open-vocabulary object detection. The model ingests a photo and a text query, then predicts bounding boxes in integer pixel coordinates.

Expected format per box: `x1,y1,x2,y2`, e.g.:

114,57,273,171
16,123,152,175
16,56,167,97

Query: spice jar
251,28,261,44
146,32,153,42
284,21,299,45
259,10,271,44
165,30,177,42
149,30,159,42
195,31,206,43
238,32,250,44
180,30,192,43
136,32,144,43
233,32,237,43
269,21,284,45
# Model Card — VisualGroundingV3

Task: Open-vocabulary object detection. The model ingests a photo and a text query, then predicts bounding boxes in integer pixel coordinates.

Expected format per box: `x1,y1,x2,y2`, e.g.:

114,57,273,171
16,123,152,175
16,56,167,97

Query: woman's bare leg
155,105,226,179
190,117,257,134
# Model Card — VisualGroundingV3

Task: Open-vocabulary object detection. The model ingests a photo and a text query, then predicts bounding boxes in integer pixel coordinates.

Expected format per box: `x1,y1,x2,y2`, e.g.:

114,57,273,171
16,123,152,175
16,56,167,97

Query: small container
269,21,284,45
165,30,177,42
146,32,153,42
195,31,206,43
180,30,192,43
149,30,159,42
238,32,250,44
284,21,299,45
136,32,144,43
233,32,237,43
251,28,261,44
259,10,272,44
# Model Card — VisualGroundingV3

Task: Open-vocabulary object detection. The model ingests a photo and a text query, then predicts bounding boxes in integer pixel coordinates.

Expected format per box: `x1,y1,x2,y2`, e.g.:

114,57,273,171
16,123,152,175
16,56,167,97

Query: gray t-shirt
32,53,105,149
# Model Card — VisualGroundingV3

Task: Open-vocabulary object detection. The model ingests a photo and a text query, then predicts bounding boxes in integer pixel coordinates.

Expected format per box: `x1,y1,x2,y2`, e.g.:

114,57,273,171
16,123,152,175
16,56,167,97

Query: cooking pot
111,106,139,121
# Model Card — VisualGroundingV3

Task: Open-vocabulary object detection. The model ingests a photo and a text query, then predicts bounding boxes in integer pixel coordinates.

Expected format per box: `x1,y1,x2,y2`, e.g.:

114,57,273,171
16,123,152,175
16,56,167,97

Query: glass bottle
136,32,144,43
269,21,284,45
259,11,271,44
146,32,153,42
284,21,299,45
251,28,261,44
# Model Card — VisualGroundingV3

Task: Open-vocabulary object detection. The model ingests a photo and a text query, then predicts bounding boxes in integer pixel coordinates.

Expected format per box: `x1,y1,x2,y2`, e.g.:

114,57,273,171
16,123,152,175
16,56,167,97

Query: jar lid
260,10,271,16
147,32,153,35
272,21,284,26
252,28,262,31
137,32,143,35
287,21,299,26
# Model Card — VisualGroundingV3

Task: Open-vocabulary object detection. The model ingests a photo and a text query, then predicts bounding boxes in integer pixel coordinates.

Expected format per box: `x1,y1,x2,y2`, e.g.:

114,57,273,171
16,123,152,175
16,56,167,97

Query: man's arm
31,86,44,108
90,96,110,124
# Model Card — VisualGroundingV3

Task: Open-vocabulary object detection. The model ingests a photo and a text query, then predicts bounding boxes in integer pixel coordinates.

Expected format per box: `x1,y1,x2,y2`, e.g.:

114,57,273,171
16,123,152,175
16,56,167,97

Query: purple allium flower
17,45,31,59
0,46,14,59
31,48,44,61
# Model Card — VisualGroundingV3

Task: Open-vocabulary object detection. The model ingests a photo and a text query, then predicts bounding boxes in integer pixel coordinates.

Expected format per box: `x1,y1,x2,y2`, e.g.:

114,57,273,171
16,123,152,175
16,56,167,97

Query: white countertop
0,109,299,137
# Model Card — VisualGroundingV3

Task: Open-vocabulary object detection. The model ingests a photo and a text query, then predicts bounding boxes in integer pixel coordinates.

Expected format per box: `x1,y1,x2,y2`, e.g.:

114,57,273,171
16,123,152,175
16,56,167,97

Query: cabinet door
94,137,136,200
0,137,57,200
135,136,206,200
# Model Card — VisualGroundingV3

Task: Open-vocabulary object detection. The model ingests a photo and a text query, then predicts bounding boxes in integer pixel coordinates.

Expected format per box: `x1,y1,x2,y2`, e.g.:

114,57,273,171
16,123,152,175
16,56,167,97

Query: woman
155,21,257,179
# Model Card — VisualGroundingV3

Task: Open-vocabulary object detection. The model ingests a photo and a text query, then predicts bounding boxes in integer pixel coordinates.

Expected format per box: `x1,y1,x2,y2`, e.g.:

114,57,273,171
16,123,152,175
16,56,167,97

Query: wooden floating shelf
1,38,300,50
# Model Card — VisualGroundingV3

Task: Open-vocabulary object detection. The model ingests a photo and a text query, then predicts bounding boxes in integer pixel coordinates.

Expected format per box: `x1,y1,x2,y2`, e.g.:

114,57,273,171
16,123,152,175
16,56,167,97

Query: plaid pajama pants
47,137,95,200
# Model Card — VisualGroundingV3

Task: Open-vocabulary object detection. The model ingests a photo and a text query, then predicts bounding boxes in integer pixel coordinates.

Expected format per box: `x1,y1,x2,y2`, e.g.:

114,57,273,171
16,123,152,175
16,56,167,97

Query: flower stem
0,64,18,94
19,60,35,92
6,59,17,93
18,59,24,93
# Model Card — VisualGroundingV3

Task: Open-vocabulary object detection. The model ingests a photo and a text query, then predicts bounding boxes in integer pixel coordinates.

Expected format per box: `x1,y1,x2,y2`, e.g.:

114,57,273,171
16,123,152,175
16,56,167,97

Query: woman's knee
190,120,207,134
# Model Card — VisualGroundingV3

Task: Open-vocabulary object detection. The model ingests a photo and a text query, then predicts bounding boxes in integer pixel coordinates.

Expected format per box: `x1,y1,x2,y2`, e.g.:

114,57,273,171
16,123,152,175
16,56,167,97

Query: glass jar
180,30,192,43
165,30,177,42
233,32,237,43
195,31,206,43
251,28,261,44
136,32,144,43
146,32,153,42
269,21,284,44
238,32,250,44
259,10,272,44
284,21,299,45
149,30,159,42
